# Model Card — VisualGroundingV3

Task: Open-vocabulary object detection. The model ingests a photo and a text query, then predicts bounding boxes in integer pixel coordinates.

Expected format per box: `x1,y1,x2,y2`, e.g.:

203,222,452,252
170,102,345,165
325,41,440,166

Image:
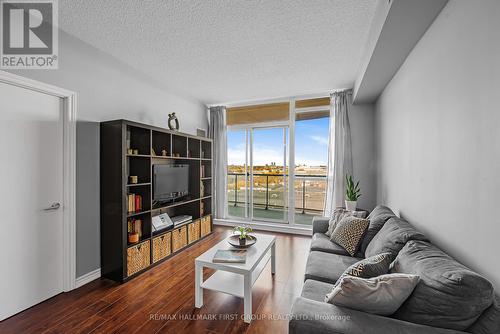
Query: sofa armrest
289,297,465,334
313,217,329,234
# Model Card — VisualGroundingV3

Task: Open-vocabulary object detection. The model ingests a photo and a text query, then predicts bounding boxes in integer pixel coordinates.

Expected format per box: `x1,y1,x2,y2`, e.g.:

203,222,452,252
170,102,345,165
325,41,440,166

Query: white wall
350,102,376,211
8,31,207,277
375,0,500,290
8,31,206,131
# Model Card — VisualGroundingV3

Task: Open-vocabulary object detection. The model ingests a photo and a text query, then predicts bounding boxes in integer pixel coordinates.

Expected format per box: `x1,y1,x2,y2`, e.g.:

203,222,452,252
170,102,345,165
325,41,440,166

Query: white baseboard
75,268,101,288
214,219,312,236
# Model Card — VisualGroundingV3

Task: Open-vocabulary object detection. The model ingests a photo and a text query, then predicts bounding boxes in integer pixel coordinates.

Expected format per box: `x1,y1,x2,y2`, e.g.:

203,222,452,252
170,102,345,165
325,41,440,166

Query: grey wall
350,102,376,211
9,31,207,277
353,0,448,103
76,122,100,277
375,0,500,290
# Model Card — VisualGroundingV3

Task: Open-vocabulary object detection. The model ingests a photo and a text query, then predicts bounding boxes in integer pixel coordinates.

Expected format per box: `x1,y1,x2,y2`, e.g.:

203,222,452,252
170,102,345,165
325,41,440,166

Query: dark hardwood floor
0,226,311,334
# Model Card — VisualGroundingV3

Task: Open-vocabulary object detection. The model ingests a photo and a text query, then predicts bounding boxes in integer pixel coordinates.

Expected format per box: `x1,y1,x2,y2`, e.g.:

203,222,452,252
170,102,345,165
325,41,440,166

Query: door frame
0,70,77,292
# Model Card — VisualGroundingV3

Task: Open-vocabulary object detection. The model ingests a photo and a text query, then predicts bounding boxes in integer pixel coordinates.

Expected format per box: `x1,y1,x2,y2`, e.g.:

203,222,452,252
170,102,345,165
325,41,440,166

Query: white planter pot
345,200,357,211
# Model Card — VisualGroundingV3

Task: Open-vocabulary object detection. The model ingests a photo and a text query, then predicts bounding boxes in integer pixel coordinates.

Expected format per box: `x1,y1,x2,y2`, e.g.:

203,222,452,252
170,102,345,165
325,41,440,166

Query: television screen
153,164,189,202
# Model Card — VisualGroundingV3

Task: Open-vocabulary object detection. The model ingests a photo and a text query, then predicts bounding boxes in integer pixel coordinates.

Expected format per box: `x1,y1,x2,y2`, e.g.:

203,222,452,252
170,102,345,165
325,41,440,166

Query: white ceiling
59,0,378,105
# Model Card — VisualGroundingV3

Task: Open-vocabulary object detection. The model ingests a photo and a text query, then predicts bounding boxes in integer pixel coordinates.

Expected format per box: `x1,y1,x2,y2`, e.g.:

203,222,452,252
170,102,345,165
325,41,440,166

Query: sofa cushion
359,205,396,254
391,240,494,331
301,279,335,302
331,216,369,256
305,251,361,284
290,297,466,334
365,217,428,259
310,233,349,256
467,294,500,334
312,216,330,234
325,252,392,303
327,273,420,315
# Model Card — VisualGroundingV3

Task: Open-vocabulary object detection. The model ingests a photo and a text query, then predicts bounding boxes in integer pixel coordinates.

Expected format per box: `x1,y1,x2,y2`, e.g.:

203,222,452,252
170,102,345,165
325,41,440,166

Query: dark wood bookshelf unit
100,119,213,282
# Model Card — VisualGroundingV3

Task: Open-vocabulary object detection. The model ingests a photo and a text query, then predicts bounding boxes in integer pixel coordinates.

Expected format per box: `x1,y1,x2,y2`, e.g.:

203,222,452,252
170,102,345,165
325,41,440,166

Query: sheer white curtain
324,91,353,217
209,106,228,219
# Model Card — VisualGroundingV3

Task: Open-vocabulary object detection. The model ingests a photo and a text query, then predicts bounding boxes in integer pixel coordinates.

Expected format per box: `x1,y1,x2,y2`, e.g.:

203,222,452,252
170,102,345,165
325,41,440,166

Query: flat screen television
153,164,189,203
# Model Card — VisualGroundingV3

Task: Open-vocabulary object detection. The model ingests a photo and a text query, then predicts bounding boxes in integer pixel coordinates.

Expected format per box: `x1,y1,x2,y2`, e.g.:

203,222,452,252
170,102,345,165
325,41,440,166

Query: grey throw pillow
326,209,367,237
330,216,369,256
325,252,392,302
326,274,420,315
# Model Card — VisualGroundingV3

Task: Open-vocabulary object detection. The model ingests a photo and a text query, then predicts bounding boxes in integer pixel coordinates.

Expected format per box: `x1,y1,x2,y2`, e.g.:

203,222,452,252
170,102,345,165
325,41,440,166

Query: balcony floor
227,205,321,225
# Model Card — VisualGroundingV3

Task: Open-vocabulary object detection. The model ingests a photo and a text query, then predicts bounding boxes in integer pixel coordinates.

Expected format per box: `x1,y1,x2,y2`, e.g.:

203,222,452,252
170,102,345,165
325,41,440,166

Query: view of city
227,117,329,225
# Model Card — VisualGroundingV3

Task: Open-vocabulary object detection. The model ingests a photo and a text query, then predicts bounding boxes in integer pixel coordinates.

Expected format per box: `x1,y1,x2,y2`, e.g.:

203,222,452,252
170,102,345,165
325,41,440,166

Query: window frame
224,95,330,230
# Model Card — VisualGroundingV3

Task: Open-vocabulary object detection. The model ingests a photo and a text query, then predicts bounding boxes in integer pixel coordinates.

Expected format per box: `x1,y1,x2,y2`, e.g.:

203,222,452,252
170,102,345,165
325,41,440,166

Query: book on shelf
127,218,142,238
213,249,247,263
200,165,205,178
135,219,142,237
135,195,142,211
127,194,142,213
128,194,135,213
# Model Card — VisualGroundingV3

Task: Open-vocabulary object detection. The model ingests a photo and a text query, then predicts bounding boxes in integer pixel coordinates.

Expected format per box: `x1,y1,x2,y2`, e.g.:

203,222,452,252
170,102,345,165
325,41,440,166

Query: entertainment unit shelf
126,182,151,187
127,210,151,218
152,197,202,211
126,154,150,158
100,119,213,282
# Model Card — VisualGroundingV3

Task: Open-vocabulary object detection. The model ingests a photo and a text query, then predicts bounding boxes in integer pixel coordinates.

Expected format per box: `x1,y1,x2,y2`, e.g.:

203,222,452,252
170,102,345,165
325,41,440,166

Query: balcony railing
227,173,326,214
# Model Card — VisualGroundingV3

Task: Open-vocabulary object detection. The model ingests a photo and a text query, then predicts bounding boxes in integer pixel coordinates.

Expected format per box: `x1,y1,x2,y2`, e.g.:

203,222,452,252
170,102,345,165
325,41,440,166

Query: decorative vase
128,232,139,244
168,112,179,131
239,238,246,246
345,200,357,211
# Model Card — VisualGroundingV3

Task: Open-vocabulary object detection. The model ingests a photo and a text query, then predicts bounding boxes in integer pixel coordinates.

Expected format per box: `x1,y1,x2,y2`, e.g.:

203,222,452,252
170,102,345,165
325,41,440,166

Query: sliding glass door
227,126,288,223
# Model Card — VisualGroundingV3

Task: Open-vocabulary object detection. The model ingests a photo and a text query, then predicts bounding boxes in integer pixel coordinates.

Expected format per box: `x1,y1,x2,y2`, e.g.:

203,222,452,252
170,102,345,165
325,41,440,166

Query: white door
0,81,64,320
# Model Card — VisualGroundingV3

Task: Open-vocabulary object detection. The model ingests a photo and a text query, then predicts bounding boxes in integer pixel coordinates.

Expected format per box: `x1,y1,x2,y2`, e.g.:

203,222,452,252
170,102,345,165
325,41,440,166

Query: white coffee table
194,233,276,323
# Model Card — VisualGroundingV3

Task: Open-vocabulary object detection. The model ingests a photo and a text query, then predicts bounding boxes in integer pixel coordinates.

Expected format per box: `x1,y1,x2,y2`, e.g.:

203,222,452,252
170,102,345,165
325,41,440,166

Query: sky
227,117,329,166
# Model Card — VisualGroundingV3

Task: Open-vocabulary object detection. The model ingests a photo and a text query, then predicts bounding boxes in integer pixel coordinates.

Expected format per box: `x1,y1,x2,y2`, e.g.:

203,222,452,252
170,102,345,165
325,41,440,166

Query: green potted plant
345,175,361,211
233,225,253,246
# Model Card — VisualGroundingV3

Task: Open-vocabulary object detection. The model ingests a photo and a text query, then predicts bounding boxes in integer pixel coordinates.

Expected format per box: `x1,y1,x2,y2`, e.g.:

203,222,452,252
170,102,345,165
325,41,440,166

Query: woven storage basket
153,233,171,263
188,220,201,244
172,226,187,252
201,215,212,237
127,240,150,276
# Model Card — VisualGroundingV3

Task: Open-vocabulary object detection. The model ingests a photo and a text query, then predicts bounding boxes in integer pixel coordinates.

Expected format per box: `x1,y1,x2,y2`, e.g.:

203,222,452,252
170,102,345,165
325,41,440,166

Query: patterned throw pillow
330,216,369,256
325,252,392,303
326,209,367,237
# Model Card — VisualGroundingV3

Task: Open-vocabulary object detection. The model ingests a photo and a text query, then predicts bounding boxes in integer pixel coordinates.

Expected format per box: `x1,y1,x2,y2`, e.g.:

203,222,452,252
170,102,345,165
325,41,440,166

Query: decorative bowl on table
227,234,257,248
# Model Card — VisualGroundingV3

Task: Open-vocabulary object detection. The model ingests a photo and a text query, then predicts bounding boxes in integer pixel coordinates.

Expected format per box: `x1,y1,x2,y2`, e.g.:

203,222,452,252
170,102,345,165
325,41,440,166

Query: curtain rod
331,89,353,96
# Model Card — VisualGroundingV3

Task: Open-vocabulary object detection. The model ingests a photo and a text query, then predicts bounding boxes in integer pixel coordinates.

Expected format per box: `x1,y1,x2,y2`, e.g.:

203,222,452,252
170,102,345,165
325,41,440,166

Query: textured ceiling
59,0,378,105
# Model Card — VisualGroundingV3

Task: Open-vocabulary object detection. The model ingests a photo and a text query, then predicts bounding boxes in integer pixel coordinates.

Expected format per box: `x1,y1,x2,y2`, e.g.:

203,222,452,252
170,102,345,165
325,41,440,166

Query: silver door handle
44,202,61,211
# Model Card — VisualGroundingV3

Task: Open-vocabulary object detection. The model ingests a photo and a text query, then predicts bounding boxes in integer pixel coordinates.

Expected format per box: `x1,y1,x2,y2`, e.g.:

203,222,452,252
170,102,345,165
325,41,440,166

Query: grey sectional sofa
289,206,500,334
